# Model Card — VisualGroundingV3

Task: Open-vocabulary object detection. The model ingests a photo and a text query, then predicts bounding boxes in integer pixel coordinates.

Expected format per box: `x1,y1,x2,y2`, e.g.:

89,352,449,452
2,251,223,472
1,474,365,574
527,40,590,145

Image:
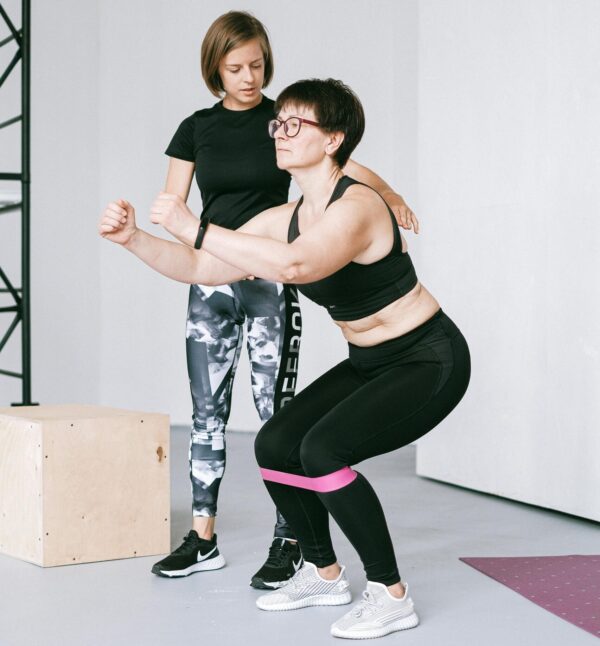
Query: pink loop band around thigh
259,466,358,493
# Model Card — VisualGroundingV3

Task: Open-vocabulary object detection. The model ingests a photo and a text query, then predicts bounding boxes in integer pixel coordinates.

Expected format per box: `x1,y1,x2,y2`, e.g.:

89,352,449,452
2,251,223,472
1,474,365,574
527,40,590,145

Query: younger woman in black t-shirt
134,11,419,588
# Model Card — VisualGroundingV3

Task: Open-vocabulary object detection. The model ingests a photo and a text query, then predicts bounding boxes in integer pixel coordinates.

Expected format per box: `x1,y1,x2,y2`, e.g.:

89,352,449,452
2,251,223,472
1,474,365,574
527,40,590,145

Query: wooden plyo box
0,404,170,567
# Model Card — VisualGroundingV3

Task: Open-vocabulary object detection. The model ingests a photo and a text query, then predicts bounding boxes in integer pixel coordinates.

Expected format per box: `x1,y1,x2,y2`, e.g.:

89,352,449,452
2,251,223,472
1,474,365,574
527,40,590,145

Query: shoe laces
171,532,202,556
264,539,293,567
352,590,384,618
288,564,313,591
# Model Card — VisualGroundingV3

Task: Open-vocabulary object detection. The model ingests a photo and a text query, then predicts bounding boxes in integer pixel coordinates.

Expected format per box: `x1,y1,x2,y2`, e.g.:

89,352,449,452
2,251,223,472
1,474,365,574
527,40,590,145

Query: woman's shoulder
321,182,390,234
337,180,386,212
177,102,222,122
169,103,225,142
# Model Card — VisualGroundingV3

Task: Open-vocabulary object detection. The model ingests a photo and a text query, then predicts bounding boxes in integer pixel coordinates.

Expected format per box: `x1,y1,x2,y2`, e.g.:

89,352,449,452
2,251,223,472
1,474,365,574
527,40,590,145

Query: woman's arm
343,158,419,234
196,191,385,284
99,199,251,286
149,192,293,248
157,157,199,245
165,157,195,201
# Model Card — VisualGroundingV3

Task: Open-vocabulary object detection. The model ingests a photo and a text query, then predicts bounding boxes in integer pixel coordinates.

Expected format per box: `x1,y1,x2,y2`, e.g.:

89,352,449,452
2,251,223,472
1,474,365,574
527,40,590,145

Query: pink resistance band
260,466,358,493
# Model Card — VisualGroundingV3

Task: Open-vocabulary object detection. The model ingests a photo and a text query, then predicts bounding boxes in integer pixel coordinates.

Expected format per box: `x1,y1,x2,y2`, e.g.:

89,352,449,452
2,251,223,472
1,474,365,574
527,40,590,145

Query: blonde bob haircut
201,11,274,97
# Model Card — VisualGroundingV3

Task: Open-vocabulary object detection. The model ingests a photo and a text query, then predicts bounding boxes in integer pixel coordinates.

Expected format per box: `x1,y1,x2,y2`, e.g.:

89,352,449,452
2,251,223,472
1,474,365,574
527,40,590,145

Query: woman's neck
293,164,344,215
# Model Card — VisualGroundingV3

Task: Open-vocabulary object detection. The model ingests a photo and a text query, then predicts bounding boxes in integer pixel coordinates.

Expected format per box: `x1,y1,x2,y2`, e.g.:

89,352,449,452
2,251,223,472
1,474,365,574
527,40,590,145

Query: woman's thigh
238,280,302,420
301,334,470,474
185,284,244,427
254,359,365,471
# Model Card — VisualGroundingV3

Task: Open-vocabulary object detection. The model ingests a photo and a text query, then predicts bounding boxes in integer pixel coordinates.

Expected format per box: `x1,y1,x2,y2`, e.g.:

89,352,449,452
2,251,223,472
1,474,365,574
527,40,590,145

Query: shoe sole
330,611,419,639
152,554,226,578
257,590,352,611
250,578,287,590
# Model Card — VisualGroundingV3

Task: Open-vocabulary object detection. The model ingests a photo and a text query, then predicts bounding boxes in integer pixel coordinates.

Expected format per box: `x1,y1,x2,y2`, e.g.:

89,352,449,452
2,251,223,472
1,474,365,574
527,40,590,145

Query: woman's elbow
186,267,214,285
190,256,218,285
279,261,303,284
189,274,221,286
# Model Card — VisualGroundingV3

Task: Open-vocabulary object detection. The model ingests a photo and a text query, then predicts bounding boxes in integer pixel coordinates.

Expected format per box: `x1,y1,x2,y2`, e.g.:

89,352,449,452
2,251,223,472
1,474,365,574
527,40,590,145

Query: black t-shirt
165,96,291,230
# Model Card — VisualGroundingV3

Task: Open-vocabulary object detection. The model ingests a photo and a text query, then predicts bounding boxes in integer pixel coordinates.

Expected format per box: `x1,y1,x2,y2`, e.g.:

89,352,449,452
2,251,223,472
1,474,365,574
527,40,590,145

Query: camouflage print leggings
186,279,301,538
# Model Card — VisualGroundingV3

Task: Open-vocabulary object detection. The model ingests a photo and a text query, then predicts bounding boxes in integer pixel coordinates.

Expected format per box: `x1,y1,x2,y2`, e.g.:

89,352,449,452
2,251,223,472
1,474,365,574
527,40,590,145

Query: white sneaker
331,581,419,639
256,561,351,611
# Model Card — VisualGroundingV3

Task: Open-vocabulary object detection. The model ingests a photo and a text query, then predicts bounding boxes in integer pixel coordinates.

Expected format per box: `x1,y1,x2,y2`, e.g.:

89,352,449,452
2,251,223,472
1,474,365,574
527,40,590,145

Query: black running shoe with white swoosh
250,538,304,589
151,530,225,578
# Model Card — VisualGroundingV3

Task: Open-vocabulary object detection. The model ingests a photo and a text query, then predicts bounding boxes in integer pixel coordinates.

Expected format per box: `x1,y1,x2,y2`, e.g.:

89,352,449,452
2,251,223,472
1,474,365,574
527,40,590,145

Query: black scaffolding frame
0,1,34,406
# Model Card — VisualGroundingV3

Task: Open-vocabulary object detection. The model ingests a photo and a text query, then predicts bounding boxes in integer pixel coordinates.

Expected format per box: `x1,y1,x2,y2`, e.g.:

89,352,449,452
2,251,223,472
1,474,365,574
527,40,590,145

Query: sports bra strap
287,197,303,243
325,174,356,208
287,175,402,251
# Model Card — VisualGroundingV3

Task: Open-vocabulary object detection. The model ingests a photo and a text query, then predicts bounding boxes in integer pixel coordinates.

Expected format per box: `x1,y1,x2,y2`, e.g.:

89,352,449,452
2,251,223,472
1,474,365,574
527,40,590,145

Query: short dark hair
274,78,364,168
201,11,274,97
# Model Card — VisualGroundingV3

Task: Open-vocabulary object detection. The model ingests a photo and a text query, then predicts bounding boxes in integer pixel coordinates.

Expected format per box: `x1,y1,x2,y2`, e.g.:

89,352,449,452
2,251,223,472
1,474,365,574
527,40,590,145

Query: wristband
193,215,211,250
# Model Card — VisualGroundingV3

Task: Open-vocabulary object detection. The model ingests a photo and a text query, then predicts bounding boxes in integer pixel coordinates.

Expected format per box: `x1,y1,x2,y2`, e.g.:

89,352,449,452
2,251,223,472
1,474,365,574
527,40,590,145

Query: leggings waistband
348,309,452,362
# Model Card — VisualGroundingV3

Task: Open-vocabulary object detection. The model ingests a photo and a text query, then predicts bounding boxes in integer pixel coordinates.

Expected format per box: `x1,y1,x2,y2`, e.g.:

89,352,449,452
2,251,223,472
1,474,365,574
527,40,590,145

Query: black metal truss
0,1,35,405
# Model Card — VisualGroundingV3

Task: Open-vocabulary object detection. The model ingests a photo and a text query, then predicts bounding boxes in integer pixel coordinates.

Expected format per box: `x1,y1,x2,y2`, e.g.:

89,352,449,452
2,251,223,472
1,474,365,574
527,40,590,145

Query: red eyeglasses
268,116,320,138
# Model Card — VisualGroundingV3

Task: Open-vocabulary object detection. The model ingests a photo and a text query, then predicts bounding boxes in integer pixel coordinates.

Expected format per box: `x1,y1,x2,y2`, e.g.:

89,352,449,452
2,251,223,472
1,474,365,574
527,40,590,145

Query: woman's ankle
387,581,406,599
192,516,216,540
317,562,341,580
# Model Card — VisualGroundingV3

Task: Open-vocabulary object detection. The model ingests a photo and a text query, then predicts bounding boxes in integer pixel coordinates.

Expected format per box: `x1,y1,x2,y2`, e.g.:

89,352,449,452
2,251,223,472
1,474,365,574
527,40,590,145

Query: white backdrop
1,0,102,406
415,0,600,522
2,1,598,522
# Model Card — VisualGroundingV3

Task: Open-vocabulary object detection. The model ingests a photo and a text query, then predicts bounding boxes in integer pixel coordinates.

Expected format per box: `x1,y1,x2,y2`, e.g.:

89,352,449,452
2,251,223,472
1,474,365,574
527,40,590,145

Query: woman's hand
150,192,199,245
382,190,420,233
98,199,138,246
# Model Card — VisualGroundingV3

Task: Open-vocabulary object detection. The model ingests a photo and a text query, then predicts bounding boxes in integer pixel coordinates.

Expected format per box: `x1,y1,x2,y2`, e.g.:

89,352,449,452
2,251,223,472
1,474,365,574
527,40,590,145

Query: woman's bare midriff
333,282,441,347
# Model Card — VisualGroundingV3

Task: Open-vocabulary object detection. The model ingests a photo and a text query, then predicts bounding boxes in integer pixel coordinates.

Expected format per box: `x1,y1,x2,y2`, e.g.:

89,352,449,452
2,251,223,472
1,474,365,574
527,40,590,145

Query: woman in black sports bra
99,78,470,640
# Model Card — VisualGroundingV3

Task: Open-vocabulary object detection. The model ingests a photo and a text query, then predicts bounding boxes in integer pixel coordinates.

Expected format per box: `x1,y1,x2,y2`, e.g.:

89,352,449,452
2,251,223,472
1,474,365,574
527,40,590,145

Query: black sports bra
287,175,418,321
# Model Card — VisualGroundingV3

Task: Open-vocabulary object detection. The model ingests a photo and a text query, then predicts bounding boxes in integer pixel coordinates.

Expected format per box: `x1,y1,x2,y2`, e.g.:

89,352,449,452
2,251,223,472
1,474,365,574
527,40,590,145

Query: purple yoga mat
460,555,600,639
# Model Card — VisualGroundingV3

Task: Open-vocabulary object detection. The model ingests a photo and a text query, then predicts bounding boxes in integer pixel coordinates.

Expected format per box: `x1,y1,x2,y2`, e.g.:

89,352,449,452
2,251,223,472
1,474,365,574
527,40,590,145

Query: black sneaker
250,538,303,589
151,530,225,578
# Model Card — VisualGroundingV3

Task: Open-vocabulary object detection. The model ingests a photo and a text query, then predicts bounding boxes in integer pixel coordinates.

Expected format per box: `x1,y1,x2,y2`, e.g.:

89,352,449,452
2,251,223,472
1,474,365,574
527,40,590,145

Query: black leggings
254,310,470,586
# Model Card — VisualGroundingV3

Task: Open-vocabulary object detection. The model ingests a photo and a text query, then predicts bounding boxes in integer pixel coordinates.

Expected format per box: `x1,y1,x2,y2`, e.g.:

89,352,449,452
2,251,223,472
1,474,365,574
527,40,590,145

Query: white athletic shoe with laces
330,580,419,639
256,561,351,611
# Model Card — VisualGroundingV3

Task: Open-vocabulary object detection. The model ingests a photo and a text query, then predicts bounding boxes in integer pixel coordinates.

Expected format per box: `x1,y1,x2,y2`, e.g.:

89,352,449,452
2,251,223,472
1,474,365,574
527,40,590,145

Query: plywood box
0,404,170,566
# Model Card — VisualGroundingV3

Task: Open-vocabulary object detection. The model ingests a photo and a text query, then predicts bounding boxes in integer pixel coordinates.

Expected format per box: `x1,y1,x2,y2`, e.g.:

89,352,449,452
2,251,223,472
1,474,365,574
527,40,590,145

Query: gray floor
1,429,598,646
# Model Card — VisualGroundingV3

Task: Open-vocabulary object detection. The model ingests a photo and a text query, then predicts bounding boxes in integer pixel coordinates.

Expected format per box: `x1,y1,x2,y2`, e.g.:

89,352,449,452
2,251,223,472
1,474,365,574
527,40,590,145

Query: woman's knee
299,436,341,478
254,419,287,468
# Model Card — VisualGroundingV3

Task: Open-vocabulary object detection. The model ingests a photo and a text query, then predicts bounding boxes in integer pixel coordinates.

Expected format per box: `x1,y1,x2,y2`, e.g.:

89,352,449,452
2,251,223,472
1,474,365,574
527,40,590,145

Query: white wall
1,1,419,427
415,0,600,521
3,1,598,522
1,0,102,406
